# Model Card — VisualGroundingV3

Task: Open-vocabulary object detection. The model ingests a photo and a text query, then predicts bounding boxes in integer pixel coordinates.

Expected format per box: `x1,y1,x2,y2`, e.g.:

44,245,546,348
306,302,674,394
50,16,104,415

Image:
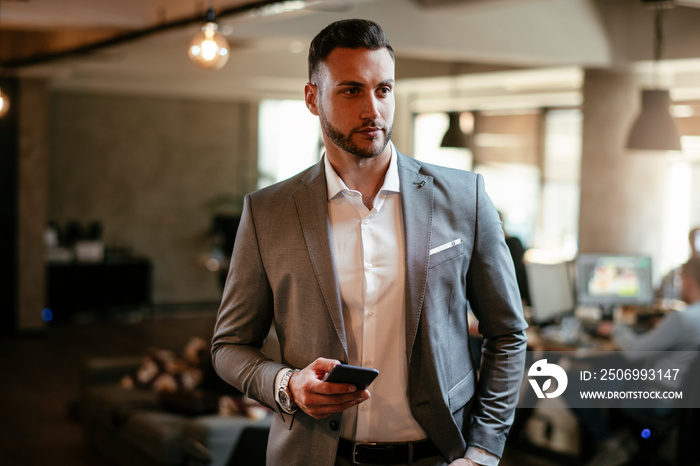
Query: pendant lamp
440,63,471,149
626,1,681,151
188,7,230,70
627,89,681,150
441,112,470,148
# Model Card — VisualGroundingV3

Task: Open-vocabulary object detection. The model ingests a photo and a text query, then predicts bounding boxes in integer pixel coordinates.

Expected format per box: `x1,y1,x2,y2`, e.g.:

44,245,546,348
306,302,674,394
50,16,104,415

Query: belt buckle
351,442,376,465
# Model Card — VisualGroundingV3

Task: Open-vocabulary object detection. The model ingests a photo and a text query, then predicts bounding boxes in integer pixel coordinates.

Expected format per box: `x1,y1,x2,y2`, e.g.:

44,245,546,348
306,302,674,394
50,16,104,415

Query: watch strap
278,369,299,414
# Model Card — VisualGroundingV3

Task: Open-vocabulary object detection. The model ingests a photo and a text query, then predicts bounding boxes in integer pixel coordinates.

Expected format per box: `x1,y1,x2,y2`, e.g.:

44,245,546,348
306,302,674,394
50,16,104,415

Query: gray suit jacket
212,152,528,465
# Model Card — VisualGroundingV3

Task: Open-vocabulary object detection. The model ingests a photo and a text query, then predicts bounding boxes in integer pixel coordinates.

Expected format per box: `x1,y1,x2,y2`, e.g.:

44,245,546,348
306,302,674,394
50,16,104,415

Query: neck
326,145,392,210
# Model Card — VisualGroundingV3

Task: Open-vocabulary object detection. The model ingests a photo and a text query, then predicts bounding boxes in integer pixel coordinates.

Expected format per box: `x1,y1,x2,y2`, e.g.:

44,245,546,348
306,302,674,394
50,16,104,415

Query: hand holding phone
323,364,379,390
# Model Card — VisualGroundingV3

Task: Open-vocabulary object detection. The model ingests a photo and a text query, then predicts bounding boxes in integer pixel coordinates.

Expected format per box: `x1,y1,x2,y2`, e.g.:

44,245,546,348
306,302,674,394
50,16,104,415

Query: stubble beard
319,109,393,160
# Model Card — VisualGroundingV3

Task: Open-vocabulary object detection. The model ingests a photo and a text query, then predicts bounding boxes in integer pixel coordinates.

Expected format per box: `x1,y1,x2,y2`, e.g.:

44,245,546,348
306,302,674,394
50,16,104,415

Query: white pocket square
429,238,463,256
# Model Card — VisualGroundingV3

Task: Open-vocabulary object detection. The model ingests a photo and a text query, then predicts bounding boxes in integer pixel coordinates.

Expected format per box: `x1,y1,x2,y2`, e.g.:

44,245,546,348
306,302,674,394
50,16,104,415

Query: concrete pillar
17,79,50,332
579,69,669,281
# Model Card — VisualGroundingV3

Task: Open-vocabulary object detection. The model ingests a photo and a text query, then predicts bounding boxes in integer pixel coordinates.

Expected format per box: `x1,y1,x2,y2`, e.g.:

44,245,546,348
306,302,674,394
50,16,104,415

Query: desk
47,258,152,323
526,326,618,352
524,301,673,352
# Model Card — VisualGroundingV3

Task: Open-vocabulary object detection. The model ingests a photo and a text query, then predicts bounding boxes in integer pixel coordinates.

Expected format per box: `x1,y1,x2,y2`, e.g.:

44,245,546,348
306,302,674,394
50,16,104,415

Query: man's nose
360,94,381,121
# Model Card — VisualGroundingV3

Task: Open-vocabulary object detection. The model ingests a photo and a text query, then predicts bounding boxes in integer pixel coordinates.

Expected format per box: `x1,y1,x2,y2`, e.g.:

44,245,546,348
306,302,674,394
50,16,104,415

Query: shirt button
330,420,339,431
360,405,368,412
366,311,374,318
363,219,370,225
365,263,372,270
364,360,372,366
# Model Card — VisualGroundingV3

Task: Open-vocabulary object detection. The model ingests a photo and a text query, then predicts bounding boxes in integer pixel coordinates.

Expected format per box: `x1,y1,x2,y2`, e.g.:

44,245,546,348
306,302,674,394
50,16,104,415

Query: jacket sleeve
465,173,528,458
211,193,285,412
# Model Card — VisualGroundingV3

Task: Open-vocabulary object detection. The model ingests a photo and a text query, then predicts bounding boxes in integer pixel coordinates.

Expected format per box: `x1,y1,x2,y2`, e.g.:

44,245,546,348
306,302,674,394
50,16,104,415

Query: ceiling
3,0,700,109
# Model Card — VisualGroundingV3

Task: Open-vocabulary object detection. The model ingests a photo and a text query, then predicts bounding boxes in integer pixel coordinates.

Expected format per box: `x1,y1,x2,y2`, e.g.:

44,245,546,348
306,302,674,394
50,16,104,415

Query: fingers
309,357,342,377
299,389,370,419
288,358,370,419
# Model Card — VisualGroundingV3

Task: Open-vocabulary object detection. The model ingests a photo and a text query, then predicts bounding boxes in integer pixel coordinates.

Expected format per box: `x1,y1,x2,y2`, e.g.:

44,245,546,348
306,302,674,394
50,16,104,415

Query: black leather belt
337,437,441,465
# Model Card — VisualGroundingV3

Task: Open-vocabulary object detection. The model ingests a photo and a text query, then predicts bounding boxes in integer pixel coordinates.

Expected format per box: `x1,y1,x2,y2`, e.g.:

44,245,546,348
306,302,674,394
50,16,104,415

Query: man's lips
355,127,383,138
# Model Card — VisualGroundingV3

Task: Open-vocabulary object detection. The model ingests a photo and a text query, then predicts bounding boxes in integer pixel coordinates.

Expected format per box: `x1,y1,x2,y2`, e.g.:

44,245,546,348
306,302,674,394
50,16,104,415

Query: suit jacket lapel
293,160,348,360
397,153,433,367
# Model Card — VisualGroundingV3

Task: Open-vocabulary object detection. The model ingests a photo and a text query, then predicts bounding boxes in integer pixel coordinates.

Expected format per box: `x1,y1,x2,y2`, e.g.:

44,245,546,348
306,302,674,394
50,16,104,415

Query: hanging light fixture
441,112,469,148
441,63,470,149
627,0,681,151
627,89,681,150
188,7,230,70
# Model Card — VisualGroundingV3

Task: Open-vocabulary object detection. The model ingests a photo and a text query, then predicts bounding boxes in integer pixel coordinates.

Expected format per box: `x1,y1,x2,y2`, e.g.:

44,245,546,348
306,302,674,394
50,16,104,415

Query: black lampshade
627,89,681,151
441,112,470,148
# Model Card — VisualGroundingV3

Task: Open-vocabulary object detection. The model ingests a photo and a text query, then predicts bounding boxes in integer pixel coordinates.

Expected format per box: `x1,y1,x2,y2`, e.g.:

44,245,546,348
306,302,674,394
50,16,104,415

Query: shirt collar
324,142,400,201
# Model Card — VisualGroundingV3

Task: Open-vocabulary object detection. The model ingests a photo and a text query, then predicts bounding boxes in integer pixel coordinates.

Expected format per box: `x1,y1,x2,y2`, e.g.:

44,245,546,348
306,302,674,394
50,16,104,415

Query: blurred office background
2,0,700,465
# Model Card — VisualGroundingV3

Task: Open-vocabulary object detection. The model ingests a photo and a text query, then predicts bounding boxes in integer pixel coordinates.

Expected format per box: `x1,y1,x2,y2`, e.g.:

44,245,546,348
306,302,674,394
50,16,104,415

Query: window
471,110,542,247
258,99,321,189
413,112,473,171
536,108,582,261
413,108,583,258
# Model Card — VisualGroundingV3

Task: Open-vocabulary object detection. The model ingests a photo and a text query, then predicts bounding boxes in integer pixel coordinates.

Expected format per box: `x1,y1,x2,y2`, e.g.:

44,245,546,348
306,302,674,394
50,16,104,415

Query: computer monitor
526,261,576,325
574,253,654,320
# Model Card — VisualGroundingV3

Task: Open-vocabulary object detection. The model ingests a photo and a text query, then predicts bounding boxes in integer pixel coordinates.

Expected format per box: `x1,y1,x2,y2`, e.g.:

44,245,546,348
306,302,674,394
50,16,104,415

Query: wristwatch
278,369,299,414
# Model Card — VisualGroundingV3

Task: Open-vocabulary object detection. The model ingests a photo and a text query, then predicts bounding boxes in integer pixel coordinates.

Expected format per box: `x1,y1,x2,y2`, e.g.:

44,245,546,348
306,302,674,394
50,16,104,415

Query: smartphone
323,364,379,389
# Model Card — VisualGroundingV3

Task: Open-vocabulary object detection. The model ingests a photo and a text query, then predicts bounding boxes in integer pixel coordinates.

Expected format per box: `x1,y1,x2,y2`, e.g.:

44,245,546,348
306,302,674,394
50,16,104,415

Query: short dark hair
683,257,700,288
308,18,395,82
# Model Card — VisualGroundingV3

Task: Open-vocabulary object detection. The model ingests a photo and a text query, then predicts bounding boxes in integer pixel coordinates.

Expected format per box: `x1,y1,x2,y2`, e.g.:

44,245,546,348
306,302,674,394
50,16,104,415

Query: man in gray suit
212,19,527,466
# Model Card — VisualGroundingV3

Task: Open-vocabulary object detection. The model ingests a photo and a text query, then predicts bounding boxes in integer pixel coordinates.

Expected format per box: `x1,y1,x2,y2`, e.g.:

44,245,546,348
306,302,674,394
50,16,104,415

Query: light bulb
0,87,9,118
188,22,230,70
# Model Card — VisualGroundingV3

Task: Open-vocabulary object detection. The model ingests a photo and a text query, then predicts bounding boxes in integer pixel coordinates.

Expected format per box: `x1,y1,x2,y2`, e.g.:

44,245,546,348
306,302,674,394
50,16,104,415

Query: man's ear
305,82,320,116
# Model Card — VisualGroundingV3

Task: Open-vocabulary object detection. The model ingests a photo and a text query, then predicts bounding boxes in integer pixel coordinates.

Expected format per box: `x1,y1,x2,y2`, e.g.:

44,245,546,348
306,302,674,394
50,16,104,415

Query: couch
80,329,281,466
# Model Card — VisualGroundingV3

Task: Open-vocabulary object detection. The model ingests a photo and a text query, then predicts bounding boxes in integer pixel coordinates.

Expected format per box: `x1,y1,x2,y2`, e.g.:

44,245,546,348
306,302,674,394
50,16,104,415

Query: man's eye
378,87,392,95
343,88,359,95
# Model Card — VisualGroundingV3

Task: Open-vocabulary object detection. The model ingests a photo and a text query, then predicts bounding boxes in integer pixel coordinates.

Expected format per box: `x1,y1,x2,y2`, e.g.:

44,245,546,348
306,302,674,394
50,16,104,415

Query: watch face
279,391,290,407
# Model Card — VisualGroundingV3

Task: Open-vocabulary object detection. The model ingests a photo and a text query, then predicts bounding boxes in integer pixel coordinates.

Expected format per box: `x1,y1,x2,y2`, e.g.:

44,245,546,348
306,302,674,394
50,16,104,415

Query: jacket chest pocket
428,239,464,269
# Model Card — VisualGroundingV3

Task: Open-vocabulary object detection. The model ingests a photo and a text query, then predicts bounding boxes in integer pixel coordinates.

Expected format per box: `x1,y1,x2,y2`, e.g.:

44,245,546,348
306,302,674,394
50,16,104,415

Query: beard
319,109,393,159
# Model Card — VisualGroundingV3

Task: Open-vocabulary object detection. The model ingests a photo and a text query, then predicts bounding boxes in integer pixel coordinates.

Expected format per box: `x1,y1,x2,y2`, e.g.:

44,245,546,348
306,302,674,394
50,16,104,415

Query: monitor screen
574,253,654,309
526,261,575,325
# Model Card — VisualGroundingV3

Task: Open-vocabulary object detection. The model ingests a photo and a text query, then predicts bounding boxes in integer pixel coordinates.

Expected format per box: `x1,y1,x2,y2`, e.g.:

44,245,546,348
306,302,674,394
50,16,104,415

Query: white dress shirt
324,144,426,442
